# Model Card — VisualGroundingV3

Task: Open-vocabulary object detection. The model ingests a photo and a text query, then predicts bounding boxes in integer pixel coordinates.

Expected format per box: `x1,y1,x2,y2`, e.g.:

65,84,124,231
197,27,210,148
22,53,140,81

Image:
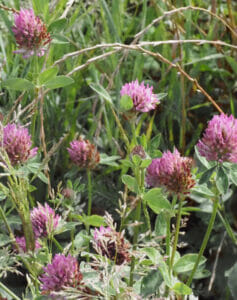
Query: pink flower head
31,203,61,238
197,113,237,163
40,254,83,295
120,79,160,112
2,123,38,165
146,149,195,195
12,8,51,58
67,137,100,169
93,226,131,265
15,236,41,252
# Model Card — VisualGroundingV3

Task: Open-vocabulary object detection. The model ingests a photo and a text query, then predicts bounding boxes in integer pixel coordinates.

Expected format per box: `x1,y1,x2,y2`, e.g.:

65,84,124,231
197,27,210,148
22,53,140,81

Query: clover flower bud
1,123,37,165
146,149,195,195
12,8,51,58
67,137,100,169
120,80,160,112
197,113,237,163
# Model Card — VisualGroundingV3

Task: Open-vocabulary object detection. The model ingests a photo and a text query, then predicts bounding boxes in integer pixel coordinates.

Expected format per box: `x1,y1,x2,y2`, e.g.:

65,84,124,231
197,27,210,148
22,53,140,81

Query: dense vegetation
0,0,237,299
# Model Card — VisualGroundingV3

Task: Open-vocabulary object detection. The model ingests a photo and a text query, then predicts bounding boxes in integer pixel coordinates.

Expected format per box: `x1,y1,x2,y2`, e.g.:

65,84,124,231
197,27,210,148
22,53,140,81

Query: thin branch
65,42,223,113
0,4,18,14
67,49,120,76
5,92,25,124
60,0,75,18
135,5,237,40
137,46,223,113
54,40,236,66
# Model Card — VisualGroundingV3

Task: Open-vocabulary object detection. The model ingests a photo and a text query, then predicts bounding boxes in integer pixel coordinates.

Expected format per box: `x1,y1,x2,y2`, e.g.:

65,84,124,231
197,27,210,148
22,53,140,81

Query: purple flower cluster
40,254,83,295
120,79,160,112
146,149,195,195
15,236,41,253
197,113,237,163
31,203,61,238
2,123,38,165
12,8,51,58
93,226,131,265
67,137,100,169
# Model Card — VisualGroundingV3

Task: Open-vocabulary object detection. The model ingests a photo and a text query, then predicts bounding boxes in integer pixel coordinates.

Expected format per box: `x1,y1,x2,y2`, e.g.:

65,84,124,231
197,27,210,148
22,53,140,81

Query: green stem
187,199,219,286
143,201,151,235
52,236,63,252
130,117,137,148
87,169,92,216
218,211,237,245
129,197,142,286
0,281,21,300
166,214,171,269
170,197,183,270
110,106,130,151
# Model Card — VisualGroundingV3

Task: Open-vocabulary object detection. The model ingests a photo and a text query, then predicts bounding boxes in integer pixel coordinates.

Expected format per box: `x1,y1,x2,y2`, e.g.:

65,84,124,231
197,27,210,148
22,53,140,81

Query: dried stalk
0,4,18,14
135,5,237,40
54,40,236,66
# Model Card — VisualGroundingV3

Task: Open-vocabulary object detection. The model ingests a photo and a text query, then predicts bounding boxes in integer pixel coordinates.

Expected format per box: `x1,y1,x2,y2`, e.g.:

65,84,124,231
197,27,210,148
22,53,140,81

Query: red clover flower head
93,226,131,265
2,123,38,166
146,149,195,195
15,236,41,253
120,79,160,112
67,137,100,169
31,203,61,238
197,113,237,163
40,254,83,295
12,8,51,58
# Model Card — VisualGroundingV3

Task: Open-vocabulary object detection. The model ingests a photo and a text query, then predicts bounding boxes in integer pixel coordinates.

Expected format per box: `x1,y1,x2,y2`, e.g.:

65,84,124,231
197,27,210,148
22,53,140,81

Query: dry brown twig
135,5,237,40
0,4,18,14
60,41,225,113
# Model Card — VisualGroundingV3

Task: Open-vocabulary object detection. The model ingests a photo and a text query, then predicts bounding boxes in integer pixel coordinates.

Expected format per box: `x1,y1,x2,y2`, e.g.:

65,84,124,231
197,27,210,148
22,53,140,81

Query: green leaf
216,166,229,195
140,158,152,168
173,254,206,273
226,56,237,76
44,76,74,89
37,172,48,184
142,247,173,287
144,188,171,214
191,185,215,198
48,18,67,33
0,234,12,247
38,66,59,85
195,146,212,169
99,153,120,167
150,149,163,159
89,82,113,105
52,34,69,44
74,230,90,250
155,212,167,236
141,270,163,297
227,164,237,186
132,154,142,166
172,282,192,295
119,95,133,111
156,92,167,101
227,262,237,298
149,134,161,151
142,247,162,264
3,78,34,91
199,166,216,184
122,175,139,193
83,215,106,227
